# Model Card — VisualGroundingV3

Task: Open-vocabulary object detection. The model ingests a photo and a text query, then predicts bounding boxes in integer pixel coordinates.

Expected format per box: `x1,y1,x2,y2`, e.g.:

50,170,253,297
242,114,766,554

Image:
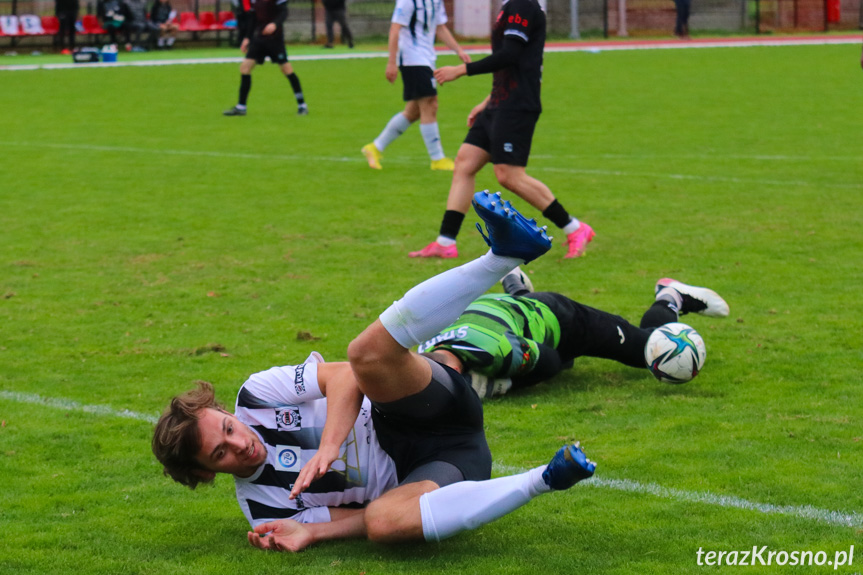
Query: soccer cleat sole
472,191,552,264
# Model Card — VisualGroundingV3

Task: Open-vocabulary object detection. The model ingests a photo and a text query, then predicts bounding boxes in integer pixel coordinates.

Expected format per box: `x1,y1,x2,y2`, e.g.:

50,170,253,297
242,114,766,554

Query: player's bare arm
290,362,364,499
436,24,471,64
467,95,491,127
248,508,367,552
385,22,401,83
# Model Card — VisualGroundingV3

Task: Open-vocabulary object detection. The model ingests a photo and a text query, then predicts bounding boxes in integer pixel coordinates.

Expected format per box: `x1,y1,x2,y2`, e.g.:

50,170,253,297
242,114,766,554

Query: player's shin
418,468,549,542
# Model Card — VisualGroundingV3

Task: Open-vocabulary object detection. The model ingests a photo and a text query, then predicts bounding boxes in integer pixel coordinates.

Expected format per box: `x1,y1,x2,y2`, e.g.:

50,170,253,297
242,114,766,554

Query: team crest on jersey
275,446,302,472
294,364,307,396
275,406,301,430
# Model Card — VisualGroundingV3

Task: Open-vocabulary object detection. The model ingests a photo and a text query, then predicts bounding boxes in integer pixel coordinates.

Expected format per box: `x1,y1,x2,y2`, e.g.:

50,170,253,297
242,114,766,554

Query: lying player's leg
361,442,596,544
353,191,552,403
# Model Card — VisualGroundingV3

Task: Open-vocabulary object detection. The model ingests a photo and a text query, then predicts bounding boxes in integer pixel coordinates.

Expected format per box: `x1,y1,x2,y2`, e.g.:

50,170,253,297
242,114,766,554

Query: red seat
218,10,236,28
199,11,221,30
81,14,107,34
42,15,60,35
179,11,206,32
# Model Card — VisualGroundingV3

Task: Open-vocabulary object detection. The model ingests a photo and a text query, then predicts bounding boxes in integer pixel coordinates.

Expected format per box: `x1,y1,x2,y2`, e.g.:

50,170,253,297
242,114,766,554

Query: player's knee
494,164,518,189
346,334,383,379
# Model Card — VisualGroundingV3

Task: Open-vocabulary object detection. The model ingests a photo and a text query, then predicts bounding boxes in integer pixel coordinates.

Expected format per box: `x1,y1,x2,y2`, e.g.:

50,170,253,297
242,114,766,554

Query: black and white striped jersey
233,352,398,527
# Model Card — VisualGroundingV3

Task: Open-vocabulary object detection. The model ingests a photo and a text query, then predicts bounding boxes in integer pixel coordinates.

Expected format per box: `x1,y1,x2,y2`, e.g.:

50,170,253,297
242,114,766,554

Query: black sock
287,73,305,105
542,199,572,229
639,301,678,330
439,210,465,240
239,74,251,106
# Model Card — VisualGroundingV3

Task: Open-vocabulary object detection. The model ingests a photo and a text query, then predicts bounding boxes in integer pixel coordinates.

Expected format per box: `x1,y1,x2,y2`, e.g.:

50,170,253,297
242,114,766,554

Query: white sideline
1,35,861,71
0,389,859,529
0,140,857,190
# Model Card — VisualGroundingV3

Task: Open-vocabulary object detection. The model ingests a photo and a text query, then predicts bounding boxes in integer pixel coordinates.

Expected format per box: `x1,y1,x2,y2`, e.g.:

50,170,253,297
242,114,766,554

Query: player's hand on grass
289,444,340,500
385,61,398,83
457,48,471,64
249,520,313,553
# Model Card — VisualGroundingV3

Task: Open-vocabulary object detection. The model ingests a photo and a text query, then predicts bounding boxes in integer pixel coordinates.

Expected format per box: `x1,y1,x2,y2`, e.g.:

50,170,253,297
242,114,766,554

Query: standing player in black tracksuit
223,0,308,117
410,0,595,261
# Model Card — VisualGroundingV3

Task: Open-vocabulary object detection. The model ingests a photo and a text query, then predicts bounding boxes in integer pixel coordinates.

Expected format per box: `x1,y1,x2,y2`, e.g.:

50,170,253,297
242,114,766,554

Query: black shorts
526,292,650,369
464,108,539,167
246,33,288,65
400,65,437,101
370,358,491,485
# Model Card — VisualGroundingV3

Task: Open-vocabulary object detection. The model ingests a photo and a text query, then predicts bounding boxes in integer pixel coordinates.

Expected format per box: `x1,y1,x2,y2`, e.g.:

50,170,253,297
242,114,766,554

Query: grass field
1,40,862,574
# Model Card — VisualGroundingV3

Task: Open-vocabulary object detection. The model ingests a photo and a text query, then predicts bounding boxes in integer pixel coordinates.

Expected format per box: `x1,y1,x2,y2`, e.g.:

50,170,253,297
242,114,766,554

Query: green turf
1,42,862,574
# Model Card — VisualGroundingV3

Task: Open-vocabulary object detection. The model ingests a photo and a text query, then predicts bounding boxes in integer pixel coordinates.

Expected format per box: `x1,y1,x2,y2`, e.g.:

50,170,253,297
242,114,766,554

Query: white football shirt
392,0,448,68
233,352,398,527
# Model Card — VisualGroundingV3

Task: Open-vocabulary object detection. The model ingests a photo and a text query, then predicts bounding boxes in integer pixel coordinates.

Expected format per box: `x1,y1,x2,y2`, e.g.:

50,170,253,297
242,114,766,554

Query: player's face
195,408,267,477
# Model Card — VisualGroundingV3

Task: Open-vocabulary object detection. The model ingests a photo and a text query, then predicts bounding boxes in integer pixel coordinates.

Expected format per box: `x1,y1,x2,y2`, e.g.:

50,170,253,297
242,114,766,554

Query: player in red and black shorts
223,0,308,117
409,0,596,261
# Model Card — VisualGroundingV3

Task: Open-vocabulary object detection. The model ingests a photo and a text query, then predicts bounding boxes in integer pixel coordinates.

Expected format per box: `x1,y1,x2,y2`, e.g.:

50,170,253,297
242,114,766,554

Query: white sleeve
240,353,326,407
391,0,414,26
290,506,333,525
435,0,448,26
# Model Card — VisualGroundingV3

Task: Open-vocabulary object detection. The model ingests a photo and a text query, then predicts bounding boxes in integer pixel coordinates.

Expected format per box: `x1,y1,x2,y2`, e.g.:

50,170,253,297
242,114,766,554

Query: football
644,322,706,383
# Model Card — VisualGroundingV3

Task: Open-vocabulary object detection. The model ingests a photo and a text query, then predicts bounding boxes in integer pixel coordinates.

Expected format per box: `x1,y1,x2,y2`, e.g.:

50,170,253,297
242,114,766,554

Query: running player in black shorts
410,0,595,260
418,269,730,398
223,0,308,117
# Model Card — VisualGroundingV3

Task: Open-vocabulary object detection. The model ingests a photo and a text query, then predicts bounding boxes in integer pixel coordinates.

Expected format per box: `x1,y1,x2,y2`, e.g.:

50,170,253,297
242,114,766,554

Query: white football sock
379,251,521,348
435,236,456,247
562,218,581,235
419,121,445,161
419,467,550,542
374,112,412,152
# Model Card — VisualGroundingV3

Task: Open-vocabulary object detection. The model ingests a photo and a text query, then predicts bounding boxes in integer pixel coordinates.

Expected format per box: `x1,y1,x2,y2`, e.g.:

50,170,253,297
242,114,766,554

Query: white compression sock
379,251,521,348
419,467,550,542
374,112,412,152
419,122,445,161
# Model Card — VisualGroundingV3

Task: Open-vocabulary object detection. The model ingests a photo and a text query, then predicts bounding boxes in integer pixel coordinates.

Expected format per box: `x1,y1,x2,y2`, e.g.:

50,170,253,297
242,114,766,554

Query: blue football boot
542,441,596,490
472,191,552,264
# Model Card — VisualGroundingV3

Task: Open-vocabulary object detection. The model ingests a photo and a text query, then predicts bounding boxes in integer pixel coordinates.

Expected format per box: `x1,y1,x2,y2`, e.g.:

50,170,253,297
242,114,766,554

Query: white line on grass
491,463,863,529
0,389,858,529
0,390,158,424
1,35,860,72
2,140,858,190
535,166,863,190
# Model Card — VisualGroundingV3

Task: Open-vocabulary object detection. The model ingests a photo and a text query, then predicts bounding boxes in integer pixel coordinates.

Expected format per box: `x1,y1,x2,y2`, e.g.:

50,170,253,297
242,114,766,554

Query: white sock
374,112,412,152
419,467,549,542
379,252,521,348
562,218,581,235
435,236,456,247
167,37,175,46
655,287,682,313
419,121,445,161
